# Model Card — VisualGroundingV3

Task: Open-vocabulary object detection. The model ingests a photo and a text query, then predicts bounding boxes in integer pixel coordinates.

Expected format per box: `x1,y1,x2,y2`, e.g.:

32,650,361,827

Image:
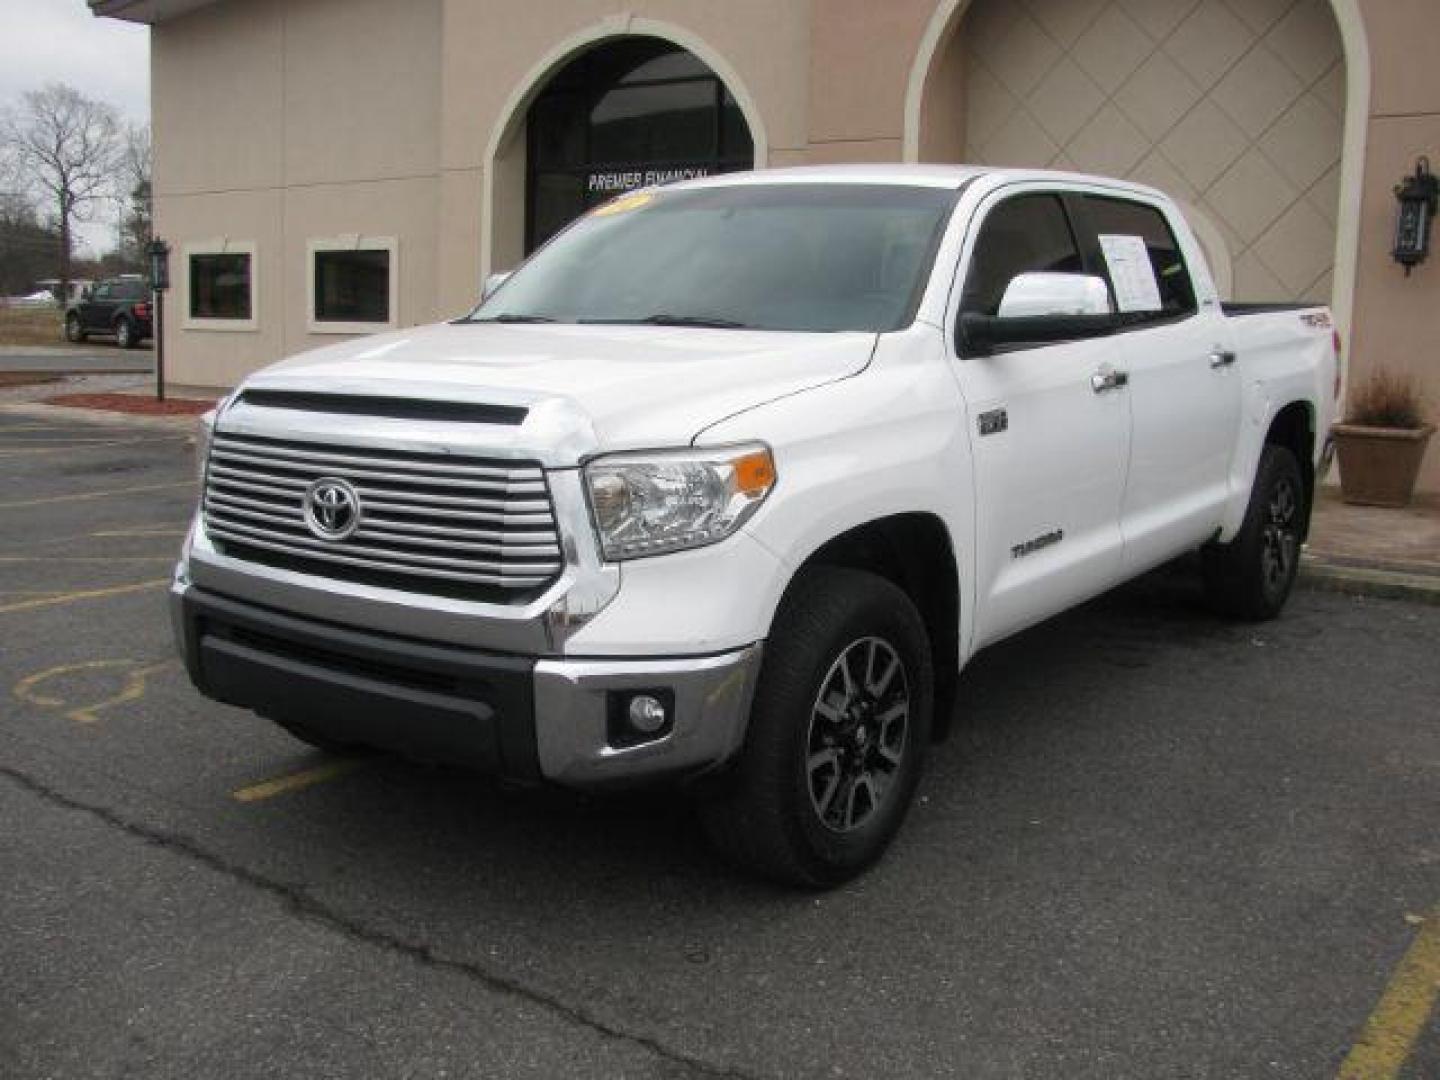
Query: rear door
1071,194,1242,574
952,188,1131,649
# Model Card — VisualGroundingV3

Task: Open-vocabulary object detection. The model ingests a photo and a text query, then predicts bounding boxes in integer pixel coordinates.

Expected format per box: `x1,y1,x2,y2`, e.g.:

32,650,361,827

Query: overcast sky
1,0,150,256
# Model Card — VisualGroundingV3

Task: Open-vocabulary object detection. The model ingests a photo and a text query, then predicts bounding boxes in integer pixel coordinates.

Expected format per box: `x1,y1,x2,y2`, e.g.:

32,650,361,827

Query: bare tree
116,122,152,267
2,83,123,295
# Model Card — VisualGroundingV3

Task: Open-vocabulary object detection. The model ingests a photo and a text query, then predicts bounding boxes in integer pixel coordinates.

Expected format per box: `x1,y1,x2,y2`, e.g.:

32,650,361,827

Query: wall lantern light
1393,156,1439,276
147,238,171,292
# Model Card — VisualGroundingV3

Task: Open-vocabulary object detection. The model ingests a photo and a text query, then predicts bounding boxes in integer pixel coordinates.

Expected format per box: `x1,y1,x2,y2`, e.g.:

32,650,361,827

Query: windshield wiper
581,313,752,329
469,313,558,324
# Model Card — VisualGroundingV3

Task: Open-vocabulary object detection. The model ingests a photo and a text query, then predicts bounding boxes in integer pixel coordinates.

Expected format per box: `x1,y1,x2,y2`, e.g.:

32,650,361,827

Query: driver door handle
1209,349,1237,368
1091,369,1129,394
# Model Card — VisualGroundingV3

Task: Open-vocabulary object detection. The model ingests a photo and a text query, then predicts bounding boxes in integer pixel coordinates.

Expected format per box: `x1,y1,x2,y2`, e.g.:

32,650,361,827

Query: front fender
696,327,976,665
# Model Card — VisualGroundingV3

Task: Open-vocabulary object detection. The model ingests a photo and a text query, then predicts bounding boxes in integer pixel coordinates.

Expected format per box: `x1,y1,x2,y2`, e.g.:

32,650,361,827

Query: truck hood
240,320,876,455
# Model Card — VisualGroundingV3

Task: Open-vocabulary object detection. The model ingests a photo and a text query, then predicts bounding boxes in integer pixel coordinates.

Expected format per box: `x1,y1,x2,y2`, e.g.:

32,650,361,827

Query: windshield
469,183,957,333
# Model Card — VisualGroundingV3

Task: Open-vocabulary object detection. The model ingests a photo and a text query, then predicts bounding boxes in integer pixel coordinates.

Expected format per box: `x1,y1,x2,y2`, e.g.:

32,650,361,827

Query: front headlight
196,407,217,485
584,444,776,561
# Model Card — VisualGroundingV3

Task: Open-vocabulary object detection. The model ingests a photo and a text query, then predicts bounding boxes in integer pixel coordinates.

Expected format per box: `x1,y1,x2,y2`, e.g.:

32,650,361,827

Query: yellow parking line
0,556,174,563
1338,907,1440,1079
91,528,189,538
0,579,168,614
0,481,193,509
232,758,368,803
0,441,180,458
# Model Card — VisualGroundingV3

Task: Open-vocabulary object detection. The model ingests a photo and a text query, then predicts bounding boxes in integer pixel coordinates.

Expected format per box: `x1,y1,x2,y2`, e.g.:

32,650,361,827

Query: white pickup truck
173,165,1340,886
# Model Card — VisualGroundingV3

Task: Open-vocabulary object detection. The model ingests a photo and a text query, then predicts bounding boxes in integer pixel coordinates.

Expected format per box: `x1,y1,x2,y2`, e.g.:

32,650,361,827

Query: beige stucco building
96,0,1440,490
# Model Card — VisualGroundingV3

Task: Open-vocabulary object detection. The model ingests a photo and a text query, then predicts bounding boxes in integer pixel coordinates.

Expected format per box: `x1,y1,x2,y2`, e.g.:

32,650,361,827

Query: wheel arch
1264,400,1317,540
784,512,961,739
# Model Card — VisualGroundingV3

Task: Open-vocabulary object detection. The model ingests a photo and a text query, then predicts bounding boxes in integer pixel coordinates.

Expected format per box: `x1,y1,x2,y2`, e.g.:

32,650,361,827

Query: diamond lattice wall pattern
960,0,1344,302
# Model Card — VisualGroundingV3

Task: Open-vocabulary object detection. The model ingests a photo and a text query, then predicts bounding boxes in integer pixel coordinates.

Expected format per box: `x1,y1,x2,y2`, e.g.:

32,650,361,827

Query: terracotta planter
1332,423,1436,507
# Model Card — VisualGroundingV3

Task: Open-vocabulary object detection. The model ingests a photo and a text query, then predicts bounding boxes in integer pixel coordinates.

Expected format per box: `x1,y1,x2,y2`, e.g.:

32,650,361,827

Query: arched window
525,38,755,251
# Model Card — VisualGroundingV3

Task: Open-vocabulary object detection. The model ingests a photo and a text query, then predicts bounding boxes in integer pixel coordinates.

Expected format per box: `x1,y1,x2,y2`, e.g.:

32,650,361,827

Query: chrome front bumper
171,578,762,788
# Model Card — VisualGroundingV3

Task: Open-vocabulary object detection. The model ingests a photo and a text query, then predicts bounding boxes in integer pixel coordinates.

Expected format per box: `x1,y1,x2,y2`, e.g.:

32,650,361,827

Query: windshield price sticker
1098,234,1163,313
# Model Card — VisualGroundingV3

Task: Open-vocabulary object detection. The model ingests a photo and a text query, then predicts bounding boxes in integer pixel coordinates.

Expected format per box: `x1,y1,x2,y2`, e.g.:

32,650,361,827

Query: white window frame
182,239,259,332
306,234,400,335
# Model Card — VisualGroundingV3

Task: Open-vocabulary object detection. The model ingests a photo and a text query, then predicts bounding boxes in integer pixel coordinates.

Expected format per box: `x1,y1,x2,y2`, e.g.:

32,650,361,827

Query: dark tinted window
1080,196,1196,315
114,280,146,301
314,249,390,323
525,38,754,251
474,184,955,334
961,194,1083,316
190,253,252,320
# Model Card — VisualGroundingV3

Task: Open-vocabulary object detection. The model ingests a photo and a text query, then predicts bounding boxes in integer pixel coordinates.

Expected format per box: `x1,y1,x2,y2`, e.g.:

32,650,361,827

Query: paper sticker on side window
1098,234,1163,314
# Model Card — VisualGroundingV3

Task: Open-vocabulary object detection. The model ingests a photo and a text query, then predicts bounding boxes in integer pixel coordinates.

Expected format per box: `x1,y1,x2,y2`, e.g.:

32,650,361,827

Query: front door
80,282,114,330
954,190,1131,649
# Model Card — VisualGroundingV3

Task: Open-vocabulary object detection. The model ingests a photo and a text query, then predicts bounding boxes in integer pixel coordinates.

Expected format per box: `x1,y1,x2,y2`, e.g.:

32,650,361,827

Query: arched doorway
521,37,755,253
907,0,1359,316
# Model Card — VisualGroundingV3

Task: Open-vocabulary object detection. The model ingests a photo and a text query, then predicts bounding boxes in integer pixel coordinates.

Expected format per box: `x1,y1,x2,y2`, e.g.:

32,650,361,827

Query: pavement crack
0,763,764,1080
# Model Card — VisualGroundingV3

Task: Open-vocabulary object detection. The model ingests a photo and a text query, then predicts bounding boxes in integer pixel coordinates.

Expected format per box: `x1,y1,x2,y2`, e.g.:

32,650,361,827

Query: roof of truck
676,164,1165,201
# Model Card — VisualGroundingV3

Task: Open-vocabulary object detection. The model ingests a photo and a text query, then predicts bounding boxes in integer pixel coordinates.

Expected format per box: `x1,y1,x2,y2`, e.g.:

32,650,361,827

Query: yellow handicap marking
232,758,369,803
13,658,178,725
1338,906,1440,1079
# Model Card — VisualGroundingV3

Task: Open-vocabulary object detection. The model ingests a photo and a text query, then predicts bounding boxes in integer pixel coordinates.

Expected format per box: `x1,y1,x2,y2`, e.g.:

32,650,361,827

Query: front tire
65,314,86,343
698,566,934,888
1202,444,1306,620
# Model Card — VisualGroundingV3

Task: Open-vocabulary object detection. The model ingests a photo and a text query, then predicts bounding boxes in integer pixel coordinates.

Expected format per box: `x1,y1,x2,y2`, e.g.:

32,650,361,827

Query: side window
961,194,1083,317
1079,196,1196,316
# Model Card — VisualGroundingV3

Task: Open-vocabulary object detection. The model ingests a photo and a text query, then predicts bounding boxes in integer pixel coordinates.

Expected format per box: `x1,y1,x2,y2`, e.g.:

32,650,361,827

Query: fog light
628,694,668,734
607,689,675,748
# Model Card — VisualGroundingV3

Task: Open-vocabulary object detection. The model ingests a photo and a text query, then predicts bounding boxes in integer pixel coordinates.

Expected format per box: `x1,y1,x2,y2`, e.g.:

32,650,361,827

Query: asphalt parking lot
1,410,1436,1079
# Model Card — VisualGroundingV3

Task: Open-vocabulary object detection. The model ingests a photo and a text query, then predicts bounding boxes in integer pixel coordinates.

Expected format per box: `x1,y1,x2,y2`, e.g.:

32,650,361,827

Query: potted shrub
1332,368,1435,507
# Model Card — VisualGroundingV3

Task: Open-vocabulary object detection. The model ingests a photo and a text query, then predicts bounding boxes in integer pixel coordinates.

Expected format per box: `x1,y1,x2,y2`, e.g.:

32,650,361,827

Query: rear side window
961,194,1083,317
1079,196,1196,316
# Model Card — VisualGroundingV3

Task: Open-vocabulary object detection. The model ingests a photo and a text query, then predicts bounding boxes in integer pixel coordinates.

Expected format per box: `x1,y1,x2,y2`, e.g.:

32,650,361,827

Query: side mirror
81,287,93,300
481,272,511,301
960,273,1118,356
997,273,1111,319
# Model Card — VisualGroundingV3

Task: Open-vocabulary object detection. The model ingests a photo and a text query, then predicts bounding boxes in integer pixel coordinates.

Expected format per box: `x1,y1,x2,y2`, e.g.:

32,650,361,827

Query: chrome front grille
203,431,563,599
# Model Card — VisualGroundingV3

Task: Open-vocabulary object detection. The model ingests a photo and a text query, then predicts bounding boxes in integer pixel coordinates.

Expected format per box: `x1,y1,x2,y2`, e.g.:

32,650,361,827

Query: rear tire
114,317,136,349
65,314,86,343
698,566,933,888
1202,444,1305,621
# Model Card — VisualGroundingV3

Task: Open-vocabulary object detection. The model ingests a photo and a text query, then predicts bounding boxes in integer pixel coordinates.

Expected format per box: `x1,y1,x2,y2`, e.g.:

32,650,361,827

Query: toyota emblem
303,477,361,541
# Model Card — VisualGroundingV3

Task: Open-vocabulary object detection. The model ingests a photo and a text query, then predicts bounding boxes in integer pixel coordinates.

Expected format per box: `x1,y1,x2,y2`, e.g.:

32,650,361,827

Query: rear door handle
1091,369,1129,393
1209,349,1237,368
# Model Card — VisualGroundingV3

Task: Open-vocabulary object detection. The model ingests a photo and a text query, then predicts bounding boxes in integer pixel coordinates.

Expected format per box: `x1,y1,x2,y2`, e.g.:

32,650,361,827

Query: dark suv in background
65,277,153,349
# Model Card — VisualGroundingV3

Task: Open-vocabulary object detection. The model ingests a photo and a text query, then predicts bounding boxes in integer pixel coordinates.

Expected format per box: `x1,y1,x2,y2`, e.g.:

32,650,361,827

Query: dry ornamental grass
0,305,65,347
1344,368,1428,430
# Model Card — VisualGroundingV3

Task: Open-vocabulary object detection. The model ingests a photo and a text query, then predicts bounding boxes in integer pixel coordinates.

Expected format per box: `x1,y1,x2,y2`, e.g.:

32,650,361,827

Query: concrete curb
0,399,205,435
1299,557,1440,606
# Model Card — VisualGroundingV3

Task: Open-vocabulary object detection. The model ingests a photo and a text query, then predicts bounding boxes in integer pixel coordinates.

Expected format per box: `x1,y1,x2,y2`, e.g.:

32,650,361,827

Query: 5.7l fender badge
978,408,1009,436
